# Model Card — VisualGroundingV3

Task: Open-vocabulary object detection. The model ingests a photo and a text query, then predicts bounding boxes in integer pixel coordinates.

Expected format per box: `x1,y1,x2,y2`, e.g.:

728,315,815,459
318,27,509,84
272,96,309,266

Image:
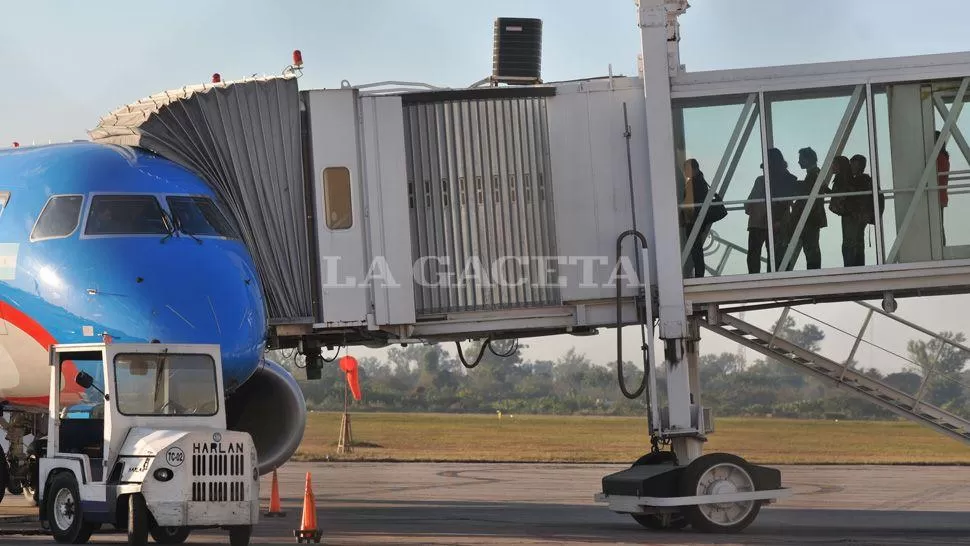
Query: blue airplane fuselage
0,142,267,407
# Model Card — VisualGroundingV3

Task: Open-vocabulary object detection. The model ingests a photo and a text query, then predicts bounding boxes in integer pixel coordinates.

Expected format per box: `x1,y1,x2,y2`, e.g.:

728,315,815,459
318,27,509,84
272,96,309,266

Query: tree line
270,317,970,420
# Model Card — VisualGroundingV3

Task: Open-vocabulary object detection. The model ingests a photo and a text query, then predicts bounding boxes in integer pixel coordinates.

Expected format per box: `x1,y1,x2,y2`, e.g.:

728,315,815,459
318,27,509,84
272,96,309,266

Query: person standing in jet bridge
745,148,797,273
789,147,828,270
680,158,726,278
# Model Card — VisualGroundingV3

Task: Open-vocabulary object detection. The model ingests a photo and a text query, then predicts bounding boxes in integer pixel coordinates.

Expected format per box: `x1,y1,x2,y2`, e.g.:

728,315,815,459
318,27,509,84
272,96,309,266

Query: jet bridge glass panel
673,78,970,283
673,95,769,278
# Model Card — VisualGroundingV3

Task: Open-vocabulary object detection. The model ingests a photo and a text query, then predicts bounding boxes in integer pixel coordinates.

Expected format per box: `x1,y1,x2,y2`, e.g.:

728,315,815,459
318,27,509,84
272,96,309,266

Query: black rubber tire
150,526,191,543
631,512,688,530
0,446,7,505
228,525,252,546
631,450,678,467
46,473,94,544
679,453,761,534
127,494,150,546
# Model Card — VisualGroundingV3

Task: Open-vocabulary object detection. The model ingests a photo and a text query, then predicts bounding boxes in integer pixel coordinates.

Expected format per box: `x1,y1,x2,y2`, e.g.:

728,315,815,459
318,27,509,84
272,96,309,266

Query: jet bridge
91,54,970,347
88,0,970,534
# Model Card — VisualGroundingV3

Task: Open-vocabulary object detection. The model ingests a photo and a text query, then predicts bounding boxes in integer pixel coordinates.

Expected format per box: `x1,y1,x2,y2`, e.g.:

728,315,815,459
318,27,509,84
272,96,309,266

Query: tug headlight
154,468,174,482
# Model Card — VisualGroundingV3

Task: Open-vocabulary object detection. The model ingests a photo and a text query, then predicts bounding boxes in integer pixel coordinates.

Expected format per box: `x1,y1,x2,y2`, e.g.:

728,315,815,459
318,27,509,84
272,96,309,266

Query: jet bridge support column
596,2,790,534
636,0,701,461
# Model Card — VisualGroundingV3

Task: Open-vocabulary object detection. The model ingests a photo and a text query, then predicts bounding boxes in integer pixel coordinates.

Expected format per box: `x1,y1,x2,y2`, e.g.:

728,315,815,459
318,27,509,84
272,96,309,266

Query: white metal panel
545,79,651,307
360,96,416,327
307,90,369,326
672,51,970,99
888,84,936,263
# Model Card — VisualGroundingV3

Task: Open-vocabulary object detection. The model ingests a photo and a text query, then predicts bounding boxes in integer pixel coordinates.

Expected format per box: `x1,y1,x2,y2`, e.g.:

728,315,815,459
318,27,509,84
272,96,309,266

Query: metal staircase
703,311,970,445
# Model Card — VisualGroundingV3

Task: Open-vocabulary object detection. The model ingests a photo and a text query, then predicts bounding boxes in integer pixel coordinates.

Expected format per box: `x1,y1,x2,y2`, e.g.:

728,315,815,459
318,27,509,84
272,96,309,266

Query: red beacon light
12,142,19,148
292,50,303,68
212,73,222,83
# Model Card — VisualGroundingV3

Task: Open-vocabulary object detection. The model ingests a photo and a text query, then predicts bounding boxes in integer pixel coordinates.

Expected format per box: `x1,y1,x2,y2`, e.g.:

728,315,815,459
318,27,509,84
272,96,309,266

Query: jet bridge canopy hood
88,75,314,324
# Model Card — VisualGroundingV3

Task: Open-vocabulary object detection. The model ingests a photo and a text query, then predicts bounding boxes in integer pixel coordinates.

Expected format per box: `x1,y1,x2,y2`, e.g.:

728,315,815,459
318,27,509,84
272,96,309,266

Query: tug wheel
128,494,150,546
0,447,7,505
150,525,191,543
631,512,688,530
46,473,95,544
228,524,253,546
679,453,760,533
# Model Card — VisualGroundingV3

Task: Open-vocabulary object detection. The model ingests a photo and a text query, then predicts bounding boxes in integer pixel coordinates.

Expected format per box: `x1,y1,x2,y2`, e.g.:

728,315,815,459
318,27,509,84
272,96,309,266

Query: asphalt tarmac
3,462,970,545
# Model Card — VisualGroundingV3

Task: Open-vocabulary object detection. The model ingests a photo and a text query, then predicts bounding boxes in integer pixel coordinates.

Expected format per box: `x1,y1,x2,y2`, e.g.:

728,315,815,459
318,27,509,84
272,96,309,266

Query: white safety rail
703,306,970,445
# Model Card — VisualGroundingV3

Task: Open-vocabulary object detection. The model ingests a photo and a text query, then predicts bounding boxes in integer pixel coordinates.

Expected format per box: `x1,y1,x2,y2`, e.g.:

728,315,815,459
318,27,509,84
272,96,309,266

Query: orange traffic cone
264,469,286,517
293,472,322,543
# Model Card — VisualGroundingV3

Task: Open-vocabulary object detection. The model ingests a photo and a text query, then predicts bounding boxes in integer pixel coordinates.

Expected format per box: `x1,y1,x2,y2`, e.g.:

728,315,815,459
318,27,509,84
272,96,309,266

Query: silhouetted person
936,130,950,245
831,154,876,267
789,147,828,270
680,159,718,278
745,148,796,273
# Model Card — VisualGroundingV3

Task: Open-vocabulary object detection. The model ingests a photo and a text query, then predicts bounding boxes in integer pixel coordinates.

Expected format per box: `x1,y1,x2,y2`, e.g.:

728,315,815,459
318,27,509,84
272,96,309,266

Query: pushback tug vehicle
38,342,259,545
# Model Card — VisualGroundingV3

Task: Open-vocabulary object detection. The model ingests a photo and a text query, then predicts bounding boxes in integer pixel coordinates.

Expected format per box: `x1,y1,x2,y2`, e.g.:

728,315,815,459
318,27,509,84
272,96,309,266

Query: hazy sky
3,0,970,375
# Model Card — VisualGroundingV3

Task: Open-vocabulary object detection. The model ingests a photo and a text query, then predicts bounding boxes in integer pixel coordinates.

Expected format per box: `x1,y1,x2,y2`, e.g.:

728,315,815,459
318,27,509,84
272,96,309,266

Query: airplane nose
85,239,267,390
154,249,267,389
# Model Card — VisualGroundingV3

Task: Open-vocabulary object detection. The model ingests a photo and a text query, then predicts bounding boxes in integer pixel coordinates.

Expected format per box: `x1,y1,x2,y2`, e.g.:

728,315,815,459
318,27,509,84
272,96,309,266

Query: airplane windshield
85,195,169,236
113,353,219,416
166,196,239,239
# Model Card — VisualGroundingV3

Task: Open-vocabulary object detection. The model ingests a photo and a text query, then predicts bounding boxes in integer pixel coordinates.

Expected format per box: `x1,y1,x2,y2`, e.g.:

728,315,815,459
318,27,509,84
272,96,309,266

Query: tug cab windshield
113,353,219,416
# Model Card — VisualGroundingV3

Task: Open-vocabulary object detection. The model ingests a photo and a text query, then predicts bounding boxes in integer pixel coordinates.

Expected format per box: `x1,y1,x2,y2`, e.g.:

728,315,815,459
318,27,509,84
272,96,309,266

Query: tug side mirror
75,371,94,389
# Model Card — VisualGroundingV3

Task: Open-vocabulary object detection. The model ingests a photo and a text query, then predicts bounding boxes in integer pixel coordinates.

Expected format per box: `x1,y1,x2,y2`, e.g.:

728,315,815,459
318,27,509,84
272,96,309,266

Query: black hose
616,230,649,400
456,339,489,369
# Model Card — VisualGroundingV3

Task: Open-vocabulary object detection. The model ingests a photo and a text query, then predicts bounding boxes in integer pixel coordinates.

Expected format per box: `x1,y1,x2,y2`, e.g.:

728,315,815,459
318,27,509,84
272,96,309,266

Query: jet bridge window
85,195,169,236
323,167,353,230
30,195,83,241
166,196,239,239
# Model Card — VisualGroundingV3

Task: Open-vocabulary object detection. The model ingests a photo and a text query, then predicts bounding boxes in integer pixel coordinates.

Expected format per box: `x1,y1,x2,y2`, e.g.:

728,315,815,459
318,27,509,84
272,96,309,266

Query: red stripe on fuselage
0,300,82,407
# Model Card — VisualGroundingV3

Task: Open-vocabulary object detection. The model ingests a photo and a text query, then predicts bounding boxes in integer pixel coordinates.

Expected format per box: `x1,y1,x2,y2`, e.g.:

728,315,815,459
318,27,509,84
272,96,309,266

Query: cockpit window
85,195,169,235
30,195,83,241
166,196,239,239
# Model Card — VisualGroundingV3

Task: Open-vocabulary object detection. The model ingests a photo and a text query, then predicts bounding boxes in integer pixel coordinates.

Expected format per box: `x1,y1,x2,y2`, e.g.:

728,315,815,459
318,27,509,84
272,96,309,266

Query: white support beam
779,85,865,271
639,0,687,340
866,81,886,264
758,92,778,272
888,77,970,263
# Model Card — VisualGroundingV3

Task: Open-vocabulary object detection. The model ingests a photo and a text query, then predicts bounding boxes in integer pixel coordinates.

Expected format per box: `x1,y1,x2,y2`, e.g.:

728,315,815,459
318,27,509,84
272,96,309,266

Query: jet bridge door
305,90,369,326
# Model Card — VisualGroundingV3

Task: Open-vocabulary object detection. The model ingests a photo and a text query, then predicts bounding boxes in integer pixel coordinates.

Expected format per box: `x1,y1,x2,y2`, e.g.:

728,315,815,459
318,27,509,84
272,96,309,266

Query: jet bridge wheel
679,453,761,533
629,450,687,530
631,512,688,531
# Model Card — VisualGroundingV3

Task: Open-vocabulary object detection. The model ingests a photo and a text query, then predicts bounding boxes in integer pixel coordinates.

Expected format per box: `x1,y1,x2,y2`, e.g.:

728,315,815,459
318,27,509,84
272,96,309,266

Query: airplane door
306,90,369,326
